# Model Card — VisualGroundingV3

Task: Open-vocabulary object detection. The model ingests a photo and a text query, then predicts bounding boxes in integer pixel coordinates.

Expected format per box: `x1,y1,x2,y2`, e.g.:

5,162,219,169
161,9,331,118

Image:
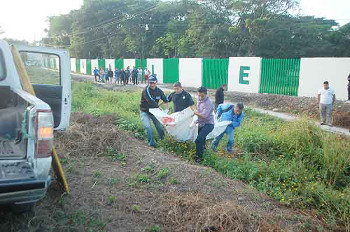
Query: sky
0,0,349,43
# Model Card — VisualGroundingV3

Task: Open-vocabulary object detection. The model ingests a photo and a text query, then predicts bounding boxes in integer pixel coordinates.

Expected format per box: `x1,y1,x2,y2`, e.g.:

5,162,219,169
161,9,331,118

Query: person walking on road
194,87,214,163
140,75,169,147
215,84,227,112
168,82,195,112
93,67,99,82
211,103,244,152
347,74,350,103
317,81,336,126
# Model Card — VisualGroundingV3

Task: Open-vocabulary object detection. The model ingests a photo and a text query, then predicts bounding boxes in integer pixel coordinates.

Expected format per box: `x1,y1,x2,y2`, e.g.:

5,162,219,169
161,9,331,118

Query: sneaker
320,122,325,125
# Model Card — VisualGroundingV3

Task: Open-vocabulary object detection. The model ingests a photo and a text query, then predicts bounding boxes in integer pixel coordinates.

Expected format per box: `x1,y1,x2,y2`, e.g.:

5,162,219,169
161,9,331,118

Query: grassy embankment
72,81,350,229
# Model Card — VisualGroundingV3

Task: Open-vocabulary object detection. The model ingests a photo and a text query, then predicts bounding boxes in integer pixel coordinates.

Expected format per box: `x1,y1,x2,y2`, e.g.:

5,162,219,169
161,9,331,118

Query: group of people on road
93,66,151,86
139,76,244,163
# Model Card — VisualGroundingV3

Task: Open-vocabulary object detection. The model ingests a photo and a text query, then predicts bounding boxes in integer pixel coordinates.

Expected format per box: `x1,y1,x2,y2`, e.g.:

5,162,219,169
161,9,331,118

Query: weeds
72,81,350,228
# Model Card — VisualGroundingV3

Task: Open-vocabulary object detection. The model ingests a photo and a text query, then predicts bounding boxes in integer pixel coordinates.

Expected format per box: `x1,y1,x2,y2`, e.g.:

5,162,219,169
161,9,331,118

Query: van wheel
12,202,36,215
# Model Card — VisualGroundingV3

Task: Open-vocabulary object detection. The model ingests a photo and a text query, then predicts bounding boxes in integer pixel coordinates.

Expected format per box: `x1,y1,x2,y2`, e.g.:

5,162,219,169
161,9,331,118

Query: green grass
72,81,350,229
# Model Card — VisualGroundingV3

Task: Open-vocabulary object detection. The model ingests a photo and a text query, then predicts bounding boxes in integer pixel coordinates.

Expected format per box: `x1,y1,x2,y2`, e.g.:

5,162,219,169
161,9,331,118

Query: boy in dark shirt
140,75,169,147
168,82,195,112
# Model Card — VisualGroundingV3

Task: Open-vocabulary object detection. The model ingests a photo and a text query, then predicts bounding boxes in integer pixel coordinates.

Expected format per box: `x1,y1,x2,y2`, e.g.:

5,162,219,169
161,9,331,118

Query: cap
148,75,158,83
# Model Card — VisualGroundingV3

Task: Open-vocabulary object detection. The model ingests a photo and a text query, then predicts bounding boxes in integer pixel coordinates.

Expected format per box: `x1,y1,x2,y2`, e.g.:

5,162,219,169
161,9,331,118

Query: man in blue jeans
211,103,244,152
194,87,214,163
140,75,169,147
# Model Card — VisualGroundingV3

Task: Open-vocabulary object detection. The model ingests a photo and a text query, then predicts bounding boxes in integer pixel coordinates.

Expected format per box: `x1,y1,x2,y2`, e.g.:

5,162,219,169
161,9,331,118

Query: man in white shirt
317,81,336,126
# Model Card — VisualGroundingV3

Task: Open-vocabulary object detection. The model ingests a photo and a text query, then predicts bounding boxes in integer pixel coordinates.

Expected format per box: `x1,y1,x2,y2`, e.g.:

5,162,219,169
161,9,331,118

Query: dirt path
0,113,327,231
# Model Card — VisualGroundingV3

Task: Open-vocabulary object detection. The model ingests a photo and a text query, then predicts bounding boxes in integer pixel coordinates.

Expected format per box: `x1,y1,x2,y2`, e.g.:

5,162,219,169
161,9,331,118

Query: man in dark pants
215,84,227,111
140,75,169,147
132,67,138,85
168,82,195,112
194,87,214,163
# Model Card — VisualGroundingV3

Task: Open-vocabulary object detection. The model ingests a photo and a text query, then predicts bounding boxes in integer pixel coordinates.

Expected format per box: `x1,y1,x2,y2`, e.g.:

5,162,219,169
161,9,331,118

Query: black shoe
320,122,325,125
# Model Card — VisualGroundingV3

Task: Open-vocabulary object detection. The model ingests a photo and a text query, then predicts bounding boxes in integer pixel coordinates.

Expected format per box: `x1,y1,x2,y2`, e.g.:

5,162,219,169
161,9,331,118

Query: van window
0,50,6,81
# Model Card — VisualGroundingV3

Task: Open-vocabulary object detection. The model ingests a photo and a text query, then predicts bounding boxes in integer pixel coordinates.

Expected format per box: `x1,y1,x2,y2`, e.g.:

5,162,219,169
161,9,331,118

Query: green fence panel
98,59,106,70
163,58,179,83
259,58,300,96
86,59,92,75
135,59,147,69
76,59,81,73
202,59,229,89
114,59,124,70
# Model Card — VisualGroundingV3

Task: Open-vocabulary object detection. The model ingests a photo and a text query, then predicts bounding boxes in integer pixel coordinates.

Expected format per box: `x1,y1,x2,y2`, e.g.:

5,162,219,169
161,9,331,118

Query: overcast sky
0,0,349,42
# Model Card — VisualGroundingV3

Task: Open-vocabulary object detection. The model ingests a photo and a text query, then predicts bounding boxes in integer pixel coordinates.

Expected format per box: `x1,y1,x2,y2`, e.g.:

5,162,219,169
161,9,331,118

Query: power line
45,4,158,40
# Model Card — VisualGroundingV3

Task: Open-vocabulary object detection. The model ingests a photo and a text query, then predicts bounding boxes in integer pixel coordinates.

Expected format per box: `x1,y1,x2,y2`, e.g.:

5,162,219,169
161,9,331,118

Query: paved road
72,73,350,137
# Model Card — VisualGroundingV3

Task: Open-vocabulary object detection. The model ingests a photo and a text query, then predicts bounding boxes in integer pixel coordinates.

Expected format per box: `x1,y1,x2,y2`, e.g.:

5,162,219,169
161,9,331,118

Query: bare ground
0,112,331,231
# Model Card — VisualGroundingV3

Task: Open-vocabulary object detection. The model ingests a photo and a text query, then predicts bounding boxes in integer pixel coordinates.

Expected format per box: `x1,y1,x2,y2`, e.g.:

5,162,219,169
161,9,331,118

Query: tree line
42,0,350,59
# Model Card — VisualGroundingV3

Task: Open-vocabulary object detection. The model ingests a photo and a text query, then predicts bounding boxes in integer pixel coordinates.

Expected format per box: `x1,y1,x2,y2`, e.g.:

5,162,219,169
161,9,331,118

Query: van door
15,45,71,131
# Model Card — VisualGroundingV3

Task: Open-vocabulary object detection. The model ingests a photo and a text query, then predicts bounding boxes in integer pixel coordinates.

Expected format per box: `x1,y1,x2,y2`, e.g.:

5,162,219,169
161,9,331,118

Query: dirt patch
0,112,329,231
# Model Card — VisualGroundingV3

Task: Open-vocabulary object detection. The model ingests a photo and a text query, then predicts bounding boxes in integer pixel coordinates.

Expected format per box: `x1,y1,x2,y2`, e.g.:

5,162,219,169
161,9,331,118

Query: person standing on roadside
144,68,150,83
317,81,336,126
215,84,227,112
93,67,99,82
140,75,169,147
211,103,244,152
137,67,143,84
347,74,350,103
132,66,138,85
114,68,120,84
99,67,105,83
120,68,126,86
168,82,195,112
194,87,214,163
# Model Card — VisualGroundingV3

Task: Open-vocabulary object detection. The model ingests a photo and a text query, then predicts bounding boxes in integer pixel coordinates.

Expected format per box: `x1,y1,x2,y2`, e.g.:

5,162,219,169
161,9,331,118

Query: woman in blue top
211,103,244,152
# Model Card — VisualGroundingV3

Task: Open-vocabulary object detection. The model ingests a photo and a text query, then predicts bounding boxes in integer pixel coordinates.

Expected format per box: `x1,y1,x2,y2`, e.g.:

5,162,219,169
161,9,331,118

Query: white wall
70,58,76,73
147,58,164,84
105,59,115,71
124,59,135,69
179,58,202,88
228,57,261,93
80,59,87,74
91,59,98,74
298,58,350,100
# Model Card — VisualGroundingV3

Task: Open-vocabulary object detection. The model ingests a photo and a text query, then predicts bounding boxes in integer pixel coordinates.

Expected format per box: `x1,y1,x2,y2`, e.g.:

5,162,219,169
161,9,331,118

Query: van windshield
0,50,6,81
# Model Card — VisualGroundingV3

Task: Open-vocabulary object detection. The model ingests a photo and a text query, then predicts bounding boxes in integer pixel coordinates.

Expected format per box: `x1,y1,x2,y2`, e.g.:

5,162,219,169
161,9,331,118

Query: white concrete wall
80,59,87,74
91,59,98,74
147,58,164,84
228,57,261,93
105,59,115,71
179,58,202,88
70,58,76,73
298,58,350,100
124,59,135,69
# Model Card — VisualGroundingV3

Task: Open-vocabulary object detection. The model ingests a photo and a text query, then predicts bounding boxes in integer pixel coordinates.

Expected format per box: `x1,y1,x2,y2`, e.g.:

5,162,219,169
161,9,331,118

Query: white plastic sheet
149,108,231,142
